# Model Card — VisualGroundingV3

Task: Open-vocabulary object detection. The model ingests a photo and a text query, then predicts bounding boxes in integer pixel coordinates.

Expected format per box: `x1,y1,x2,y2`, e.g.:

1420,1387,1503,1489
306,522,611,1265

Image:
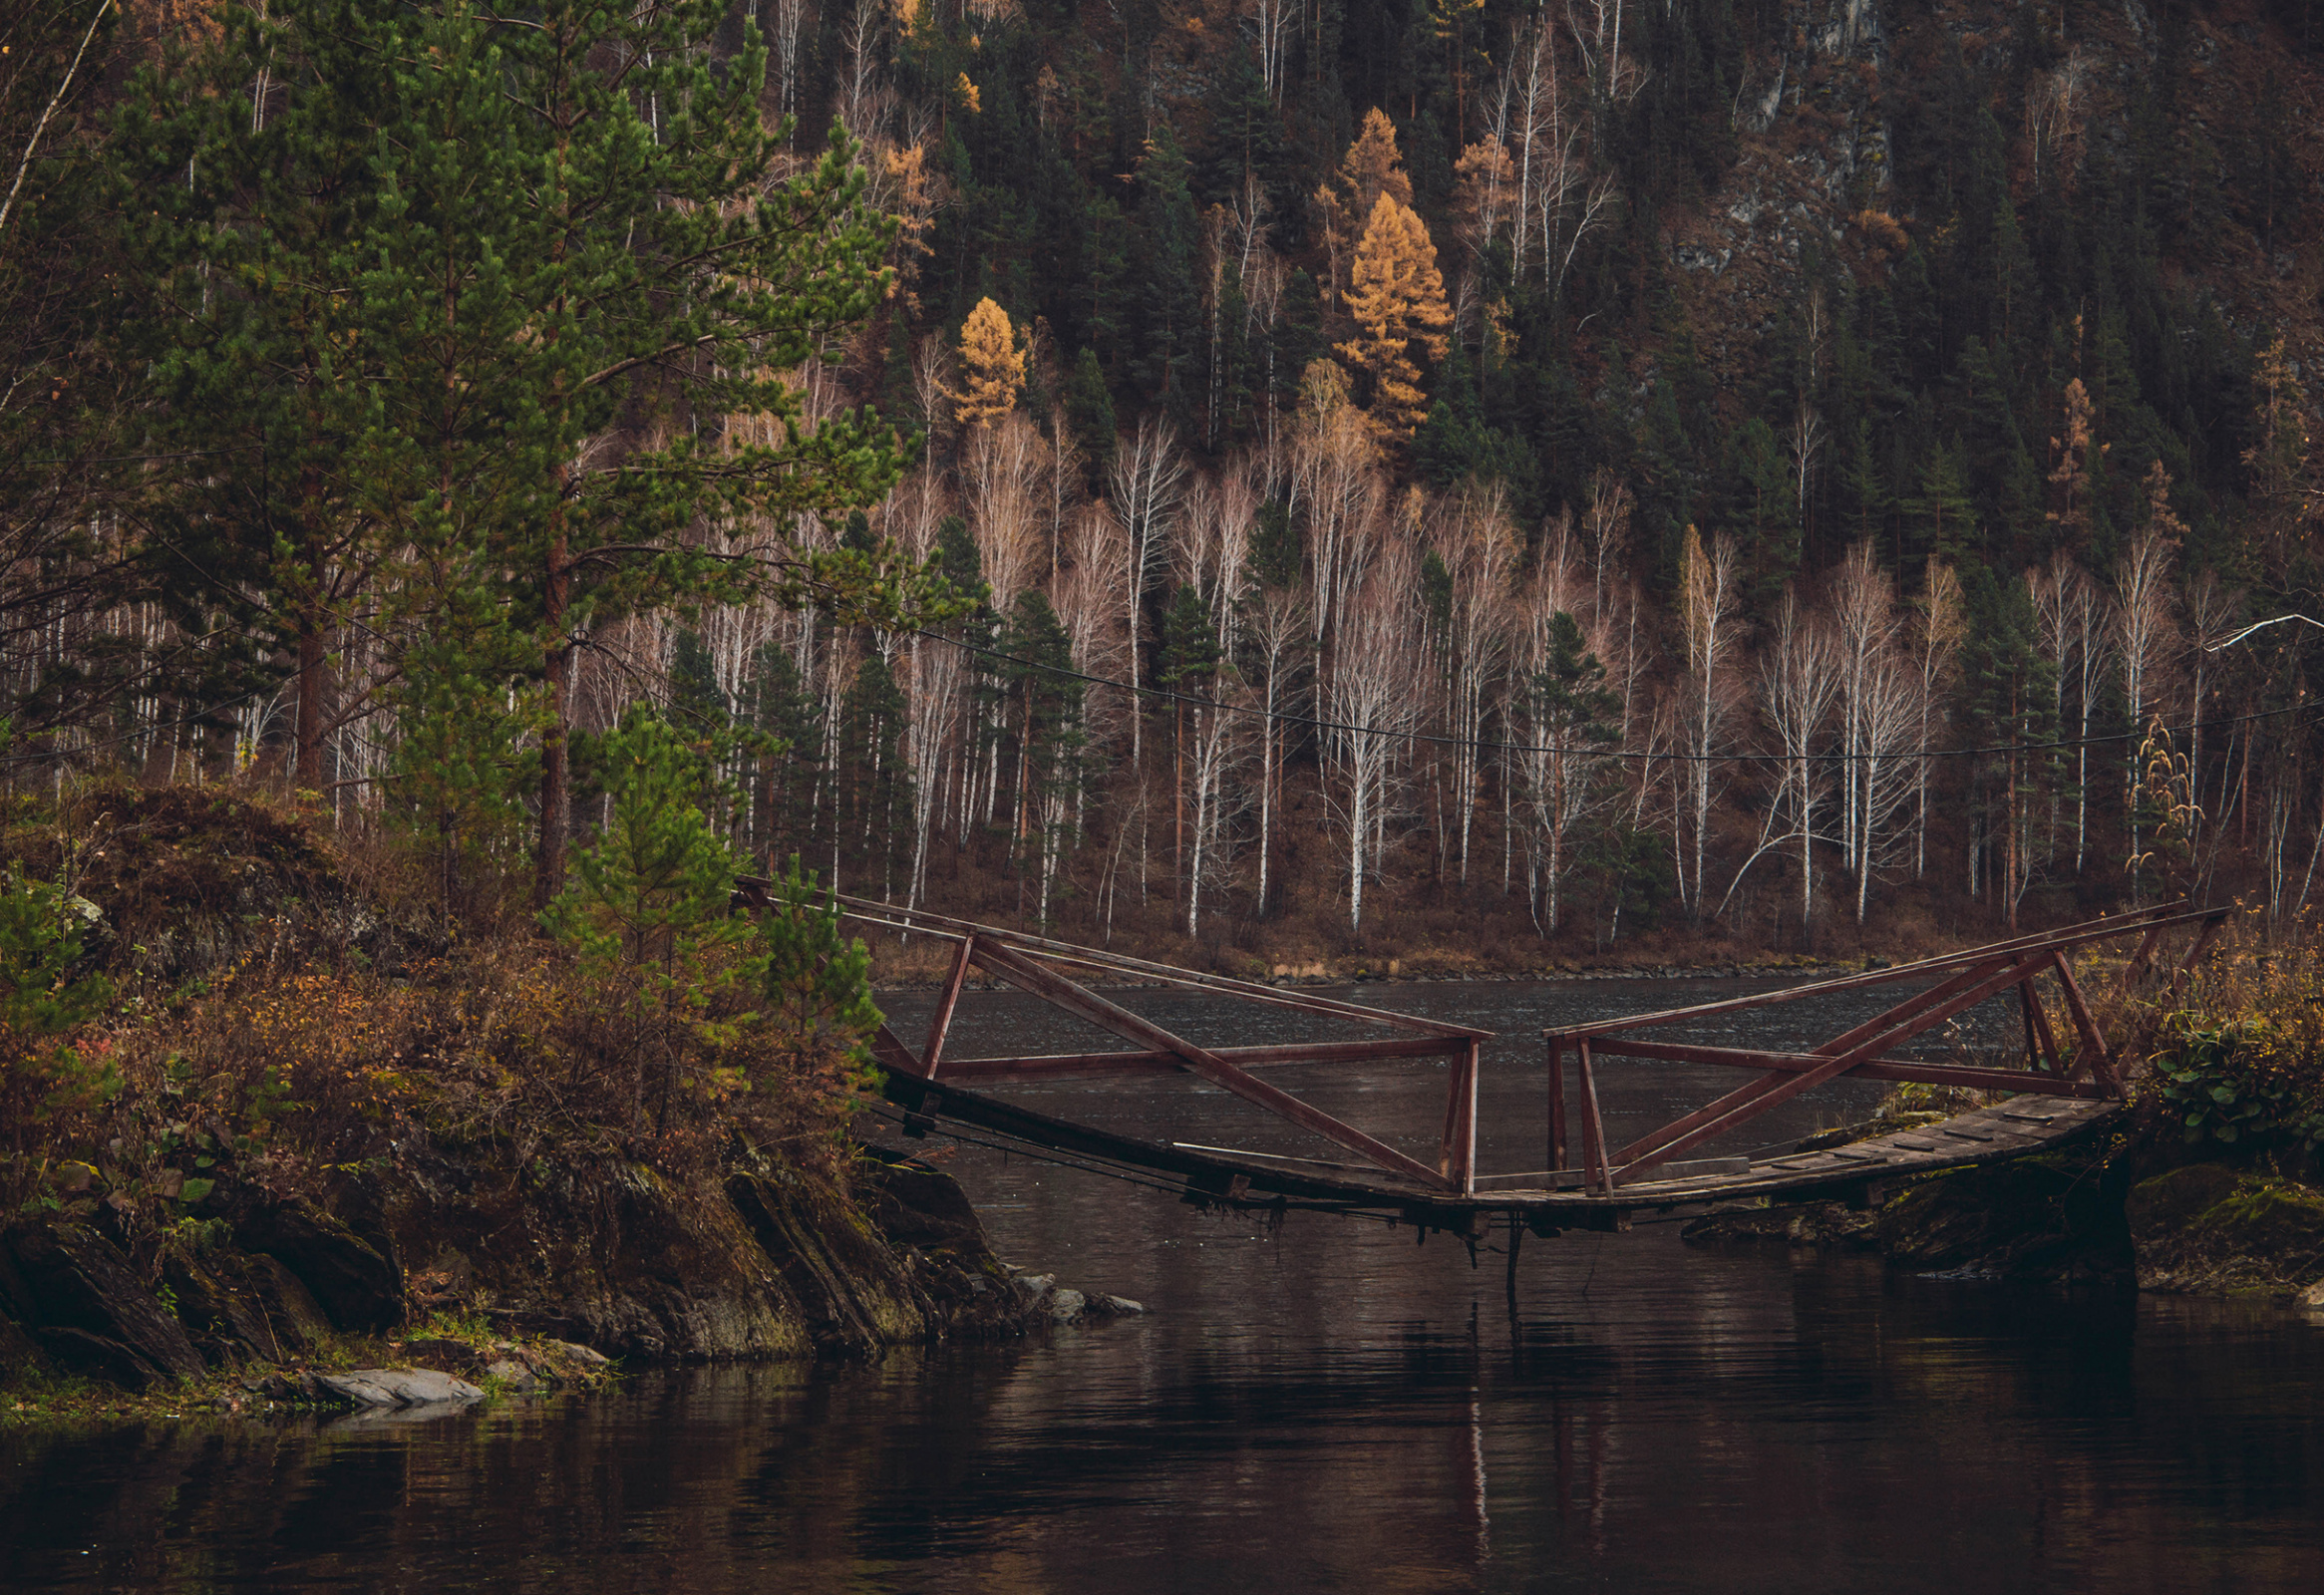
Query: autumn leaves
948,110,1451,448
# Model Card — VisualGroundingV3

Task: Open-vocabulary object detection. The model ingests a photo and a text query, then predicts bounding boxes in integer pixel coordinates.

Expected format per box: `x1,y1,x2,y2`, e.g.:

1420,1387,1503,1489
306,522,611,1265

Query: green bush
2154,1017,2324,1155
0,861,119,1201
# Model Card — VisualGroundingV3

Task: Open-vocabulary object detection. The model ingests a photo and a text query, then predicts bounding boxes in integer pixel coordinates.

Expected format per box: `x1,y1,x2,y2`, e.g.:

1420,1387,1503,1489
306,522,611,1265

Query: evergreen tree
1129,124,1201,415
951,296,1027,425
128,0,931,909
540,708,767,1126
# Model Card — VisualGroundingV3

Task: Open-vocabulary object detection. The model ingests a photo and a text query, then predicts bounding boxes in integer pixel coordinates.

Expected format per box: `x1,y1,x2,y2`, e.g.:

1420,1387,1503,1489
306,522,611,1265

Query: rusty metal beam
1576,1035,2115,1099
1601,954,2014,1167
1576,1039,1609,1195
832,892,1488,1040
1547,1037,1569,1176
966,938,1452,1190
933,1035,1469,1082
920,934,975,1079
1610,951,2051,1182
2021,975,2066,1077
2048,949,2115,1091
1547,904,2202,1041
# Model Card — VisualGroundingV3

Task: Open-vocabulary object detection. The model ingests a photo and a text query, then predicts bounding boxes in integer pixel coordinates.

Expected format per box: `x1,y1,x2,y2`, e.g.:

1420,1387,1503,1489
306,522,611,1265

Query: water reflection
5,982,2321,1592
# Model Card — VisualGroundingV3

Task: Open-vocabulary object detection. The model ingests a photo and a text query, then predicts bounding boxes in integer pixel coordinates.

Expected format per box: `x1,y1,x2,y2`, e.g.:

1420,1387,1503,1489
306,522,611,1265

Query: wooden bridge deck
874,1068,2121,1229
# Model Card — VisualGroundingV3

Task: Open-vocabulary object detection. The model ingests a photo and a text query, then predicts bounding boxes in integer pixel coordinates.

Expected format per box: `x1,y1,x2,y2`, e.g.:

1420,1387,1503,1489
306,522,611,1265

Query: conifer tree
1335,193,1453,438
126,0,938,907
1130,125,1200,413
951,296,1026,426
540,708,766,1126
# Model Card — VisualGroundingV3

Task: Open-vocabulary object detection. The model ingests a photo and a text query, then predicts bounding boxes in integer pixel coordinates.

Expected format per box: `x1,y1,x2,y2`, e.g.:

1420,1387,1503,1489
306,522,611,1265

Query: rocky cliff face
0,1139,1093,1395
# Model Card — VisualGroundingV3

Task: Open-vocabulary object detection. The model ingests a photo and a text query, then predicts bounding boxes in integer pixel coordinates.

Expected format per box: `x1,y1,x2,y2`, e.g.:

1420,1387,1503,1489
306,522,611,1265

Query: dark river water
6,978,2323,1592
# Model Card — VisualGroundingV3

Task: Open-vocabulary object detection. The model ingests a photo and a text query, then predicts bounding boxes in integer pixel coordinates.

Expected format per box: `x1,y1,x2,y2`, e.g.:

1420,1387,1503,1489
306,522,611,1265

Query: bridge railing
1541,904,2224,1194
731,885,1492,1195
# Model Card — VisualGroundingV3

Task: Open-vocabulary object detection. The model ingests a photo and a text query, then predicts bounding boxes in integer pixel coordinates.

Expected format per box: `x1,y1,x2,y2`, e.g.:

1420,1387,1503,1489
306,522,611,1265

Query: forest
3,0,2323,968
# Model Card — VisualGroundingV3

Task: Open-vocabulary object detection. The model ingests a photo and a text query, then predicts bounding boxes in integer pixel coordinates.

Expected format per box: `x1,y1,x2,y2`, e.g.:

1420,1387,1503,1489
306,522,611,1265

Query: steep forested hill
4,0,2322,966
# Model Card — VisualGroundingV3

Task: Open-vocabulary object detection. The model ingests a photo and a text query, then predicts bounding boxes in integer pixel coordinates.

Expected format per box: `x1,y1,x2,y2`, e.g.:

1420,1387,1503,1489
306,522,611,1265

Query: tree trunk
294,599,325,796
534,515,570,911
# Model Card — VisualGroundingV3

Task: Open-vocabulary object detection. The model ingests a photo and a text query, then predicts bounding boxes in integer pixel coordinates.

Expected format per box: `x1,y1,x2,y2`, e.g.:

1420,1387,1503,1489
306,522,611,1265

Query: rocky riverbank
1683,1095,2324,1308
0,1139,1139,1420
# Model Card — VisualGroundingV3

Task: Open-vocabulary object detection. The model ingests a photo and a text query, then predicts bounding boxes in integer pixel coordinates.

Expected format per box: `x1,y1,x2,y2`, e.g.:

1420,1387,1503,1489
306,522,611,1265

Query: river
4,978,2321,1591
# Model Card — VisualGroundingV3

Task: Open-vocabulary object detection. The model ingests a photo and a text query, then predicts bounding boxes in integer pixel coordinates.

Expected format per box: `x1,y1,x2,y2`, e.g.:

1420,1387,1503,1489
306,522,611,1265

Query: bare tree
1851,632,1926,922
1425,484,1517,883
1293,364,1383,652
964,410,1049,613
1324,553,1422,934
1240,581,1309,917
1677,526,1741,921
1911,560,1965,878
1108,418,1187,765
1723,586,1841,939
2114,522,2179,888
1243,0,1299,103
1183,675,1255,941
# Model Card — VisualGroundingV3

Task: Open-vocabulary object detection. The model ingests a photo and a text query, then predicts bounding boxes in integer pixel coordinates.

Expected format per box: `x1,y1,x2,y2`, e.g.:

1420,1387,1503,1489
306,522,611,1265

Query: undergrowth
0,771,885,1253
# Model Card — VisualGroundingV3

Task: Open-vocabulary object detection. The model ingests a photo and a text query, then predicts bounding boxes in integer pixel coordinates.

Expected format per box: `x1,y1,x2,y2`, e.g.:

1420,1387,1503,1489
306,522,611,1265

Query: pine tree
131,1,930,909
1130,124,1201,414
540,708,767,1126
1335,192,1453,438
1064,346,1118,480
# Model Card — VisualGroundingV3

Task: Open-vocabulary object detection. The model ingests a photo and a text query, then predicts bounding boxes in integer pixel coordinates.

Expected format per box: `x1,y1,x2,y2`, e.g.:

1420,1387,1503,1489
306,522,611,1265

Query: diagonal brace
967,939,1452,1190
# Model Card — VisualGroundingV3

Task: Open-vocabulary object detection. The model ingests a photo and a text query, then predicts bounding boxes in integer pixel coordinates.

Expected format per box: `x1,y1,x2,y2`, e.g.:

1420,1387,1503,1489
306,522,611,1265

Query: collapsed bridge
731,883,2223,1249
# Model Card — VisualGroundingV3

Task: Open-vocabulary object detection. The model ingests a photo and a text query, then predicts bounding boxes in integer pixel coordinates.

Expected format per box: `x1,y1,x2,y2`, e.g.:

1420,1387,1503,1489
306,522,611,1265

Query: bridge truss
732,883,2224,1231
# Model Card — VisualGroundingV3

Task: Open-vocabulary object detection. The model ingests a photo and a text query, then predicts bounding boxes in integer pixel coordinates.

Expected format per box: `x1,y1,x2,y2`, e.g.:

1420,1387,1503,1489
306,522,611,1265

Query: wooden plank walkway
875,1069,2121,1226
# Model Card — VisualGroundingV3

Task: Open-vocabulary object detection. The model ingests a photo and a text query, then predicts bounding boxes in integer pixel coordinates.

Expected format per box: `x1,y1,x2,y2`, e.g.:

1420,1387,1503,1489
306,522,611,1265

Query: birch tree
1677,525,1741,921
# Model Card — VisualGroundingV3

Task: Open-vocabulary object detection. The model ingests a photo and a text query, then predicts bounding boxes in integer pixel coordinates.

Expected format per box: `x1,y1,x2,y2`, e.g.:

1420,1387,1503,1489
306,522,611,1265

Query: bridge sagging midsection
755,886,2225,1222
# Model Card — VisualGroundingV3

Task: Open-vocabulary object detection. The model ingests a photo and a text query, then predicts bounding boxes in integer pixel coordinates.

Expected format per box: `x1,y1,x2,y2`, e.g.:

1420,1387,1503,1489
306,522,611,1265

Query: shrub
0,860,118,1204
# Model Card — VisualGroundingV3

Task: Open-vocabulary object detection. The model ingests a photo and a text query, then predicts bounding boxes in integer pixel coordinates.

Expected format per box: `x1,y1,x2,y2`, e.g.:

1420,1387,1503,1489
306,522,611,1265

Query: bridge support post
1547,1037,1568,1177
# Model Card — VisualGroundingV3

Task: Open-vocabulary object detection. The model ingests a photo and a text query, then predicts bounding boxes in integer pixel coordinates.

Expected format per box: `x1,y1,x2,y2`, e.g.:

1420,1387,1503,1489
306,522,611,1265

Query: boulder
315,1368,484,1409
236,1198,403,1333
1874,1152,2134,1284
2128,1166,2324,1296
481,1358,539,1393
0,1223,206,1386
159,1238,280,1364
726,1168,922,1356
862,1155,989,1257
234,1252,335,1355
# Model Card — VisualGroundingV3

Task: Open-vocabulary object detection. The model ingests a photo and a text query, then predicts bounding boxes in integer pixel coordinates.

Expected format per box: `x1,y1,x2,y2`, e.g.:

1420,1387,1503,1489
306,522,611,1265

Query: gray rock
483,1359,539,1393
317,1368,484,1409
1011,1272,1055,1300
2299,1277,2324,1311
1044,1288,1086,1323
1090,1294,1145,1317
551,1339,611,1367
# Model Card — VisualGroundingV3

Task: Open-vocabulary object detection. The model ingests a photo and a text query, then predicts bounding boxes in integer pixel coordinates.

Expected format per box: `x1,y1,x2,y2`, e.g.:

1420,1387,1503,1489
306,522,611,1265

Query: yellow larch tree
1313,108,1414,306
951,296,1025,426
1334,193,1452,439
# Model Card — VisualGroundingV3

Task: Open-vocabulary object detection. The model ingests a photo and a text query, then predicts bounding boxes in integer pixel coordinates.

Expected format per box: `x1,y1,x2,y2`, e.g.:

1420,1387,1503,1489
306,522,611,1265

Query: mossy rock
2128,1166,2324,1297
1873,1151,2134,1285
